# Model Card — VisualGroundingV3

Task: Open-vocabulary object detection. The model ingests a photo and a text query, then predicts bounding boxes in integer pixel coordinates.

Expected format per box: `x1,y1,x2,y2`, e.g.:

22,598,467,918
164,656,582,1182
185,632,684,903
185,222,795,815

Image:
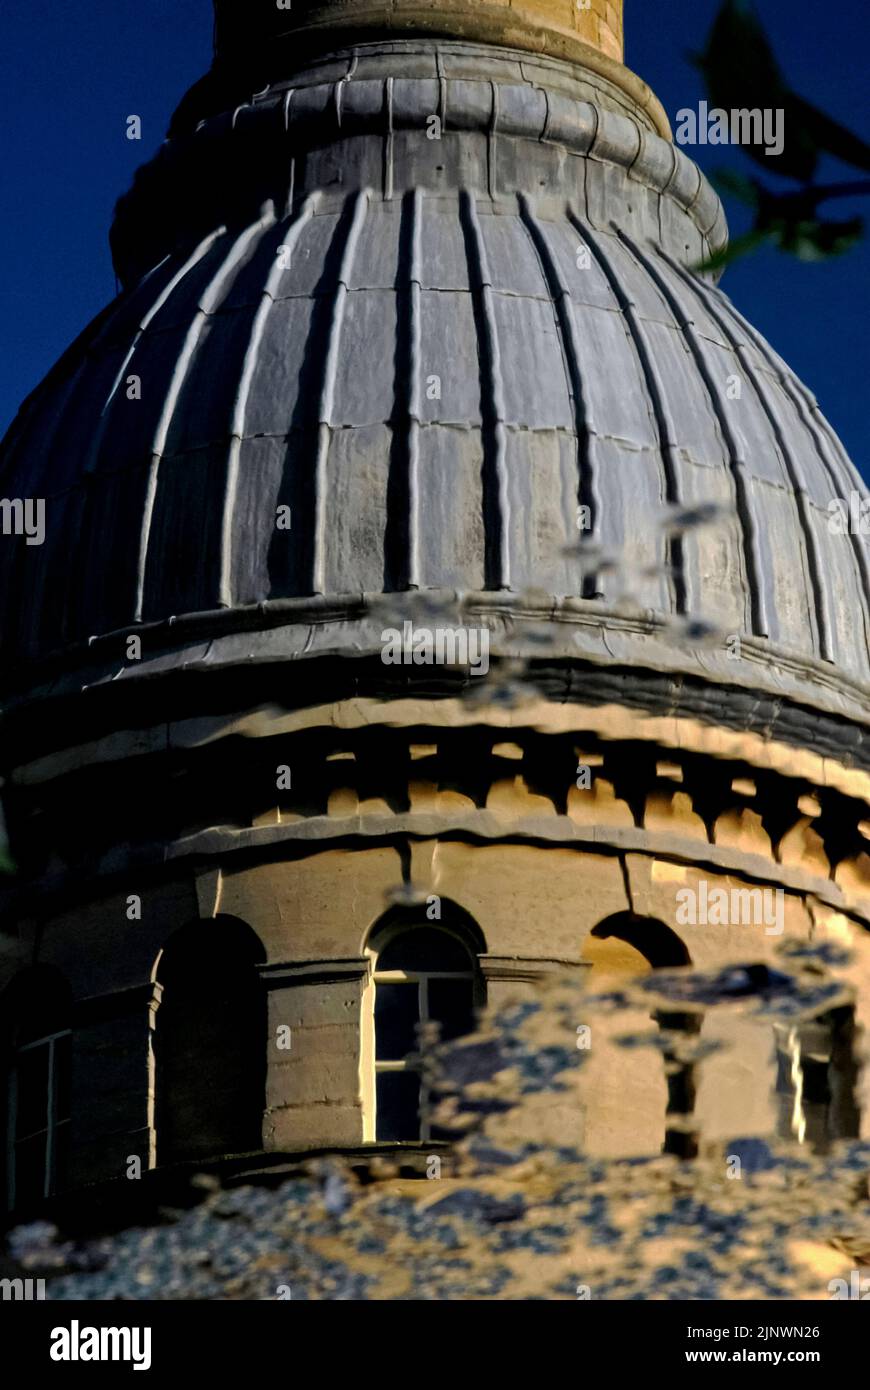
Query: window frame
363,921,482,1144
373,964,476,1142
7,1025,72,1209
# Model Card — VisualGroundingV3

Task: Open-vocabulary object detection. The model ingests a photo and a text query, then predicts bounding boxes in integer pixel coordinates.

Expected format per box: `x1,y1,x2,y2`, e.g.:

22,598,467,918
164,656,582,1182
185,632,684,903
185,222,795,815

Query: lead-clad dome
1,36,868,726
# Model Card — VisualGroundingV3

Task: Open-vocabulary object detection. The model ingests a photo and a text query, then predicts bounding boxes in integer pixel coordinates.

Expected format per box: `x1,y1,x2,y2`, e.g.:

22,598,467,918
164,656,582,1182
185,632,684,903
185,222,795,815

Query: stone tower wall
3,700,870,1204
213,0,625,64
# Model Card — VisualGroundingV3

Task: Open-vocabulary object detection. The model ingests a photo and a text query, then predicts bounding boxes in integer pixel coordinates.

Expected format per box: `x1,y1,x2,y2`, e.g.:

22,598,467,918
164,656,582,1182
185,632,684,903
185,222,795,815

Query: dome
5,0,870,1232
1,30,868,731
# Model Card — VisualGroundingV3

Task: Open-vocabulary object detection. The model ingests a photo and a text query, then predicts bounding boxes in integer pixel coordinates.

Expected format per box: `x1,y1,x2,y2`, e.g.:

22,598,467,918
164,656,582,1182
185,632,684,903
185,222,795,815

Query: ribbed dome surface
3,195,867,657
1,42,868,721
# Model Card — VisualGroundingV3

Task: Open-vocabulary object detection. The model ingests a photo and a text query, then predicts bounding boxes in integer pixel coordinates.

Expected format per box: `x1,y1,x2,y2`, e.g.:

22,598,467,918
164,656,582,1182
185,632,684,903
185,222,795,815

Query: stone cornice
259,958,370,987
6,598,870,757
7,814,869,927
479,954,590,981
209,3,646,128
72,981,162,1028
112,51,693,284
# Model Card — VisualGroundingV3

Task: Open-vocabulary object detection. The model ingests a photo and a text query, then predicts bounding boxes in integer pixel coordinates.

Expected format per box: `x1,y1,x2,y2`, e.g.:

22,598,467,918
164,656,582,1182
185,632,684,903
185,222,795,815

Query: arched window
774,1005,860,1150
369,916,483,1143
3,968,71,1211
588,914,691,973
584,913,697,1158
153,916,266,1165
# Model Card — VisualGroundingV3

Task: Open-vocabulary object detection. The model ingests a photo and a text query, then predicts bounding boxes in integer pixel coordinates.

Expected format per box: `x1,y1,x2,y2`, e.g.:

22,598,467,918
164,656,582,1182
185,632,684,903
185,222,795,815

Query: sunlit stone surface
1,1,870,1300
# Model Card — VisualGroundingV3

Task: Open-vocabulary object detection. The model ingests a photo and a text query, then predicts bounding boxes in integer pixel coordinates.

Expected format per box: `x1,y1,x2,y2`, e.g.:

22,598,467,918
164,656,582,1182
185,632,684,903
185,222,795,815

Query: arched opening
588,913,691,971
153,916,266,1165
774,1004,861,1151
584,913,698,1158
364,904,485,1143
2,966,72,1212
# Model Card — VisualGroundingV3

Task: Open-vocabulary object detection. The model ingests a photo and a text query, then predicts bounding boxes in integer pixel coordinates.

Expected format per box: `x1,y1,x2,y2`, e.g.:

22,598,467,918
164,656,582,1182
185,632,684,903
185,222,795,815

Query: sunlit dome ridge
1,3,868,729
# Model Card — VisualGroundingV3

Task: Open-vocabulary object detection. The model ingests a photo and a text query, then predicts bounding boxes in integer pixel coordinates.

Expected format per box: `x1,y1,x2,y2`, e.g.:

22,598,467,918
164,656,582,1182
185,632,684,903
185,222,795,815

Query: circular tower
2,0,870,1214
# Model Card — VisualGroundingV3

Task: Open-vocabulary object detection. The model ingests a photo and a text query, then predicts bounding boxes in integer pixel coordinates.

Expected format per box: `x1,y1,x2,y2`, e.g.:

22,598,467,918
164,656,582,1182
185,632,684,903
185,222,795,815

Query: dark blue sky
1,0,867,469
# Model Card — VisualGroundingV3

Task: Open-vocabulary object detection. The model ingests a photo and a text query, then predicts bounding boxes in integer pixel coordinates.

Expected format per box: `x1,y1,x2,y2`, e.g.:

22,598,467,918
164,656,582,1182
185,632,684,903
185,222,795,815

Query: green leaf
708,169,762,208
789,96,870,175
693,0,785,104
692,229,770,275
776,216,864,261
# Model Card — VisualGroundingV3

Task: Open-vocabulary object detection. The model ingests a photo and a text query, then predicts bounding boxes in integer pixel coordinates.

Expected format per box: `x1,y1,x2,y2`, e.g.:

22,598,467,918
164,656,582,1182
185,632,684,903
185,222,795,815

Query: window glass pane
376,1071,421,1142
375,983,420,1061
377,928,471,973
54,1036,72,1122
14,1133,48,1208
15,1045,49,1138
427,978,475,1043
51,1120,71,1196
801,1057,831,1105
419,1082,453,1142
